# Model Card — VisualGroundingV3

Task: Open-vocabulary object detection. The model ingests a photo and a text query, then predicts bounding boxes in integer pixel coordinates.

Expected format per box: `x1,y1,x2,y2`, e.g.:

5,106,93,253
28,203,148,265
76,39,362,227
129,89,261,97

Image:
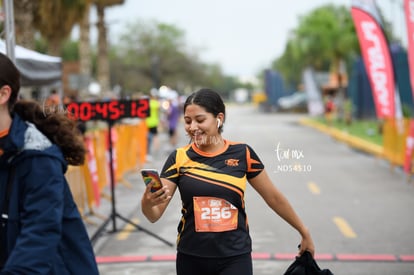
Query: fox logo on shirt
225,159,239,167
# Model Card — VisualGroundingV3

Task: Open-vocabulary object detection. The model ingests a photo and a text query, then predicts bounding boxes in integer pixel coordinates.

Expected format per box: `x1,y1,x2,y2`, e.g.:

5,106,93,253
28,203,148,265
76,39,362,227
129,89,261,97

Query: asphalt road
87,104,414,275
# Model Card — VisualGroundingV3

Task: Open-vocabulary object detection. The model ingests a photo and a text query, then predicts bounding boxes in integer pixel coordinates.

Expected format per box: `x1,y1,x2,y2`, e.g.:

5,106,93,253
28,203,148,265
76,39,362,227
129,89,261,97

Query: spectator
167,97,180,148
0,52,99,274
324,95,336,125
145,90,161,162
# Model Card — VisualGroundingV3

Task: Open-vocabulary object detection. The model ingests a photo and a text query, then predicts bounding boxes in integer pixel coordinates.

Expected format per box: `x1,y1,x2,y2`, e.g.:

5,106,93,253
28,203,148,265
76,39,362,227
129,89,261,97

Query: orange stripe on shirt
246,146,262,172
0,128,9,156
186,173,245,208
0,128,9,138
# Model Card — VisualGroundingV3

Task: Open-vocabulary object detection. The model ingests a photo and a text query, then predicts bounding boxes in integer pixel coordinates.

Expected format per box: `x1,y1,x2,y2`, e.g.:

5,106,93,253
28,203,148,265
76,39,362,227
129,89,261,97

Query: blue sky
97,0,405,78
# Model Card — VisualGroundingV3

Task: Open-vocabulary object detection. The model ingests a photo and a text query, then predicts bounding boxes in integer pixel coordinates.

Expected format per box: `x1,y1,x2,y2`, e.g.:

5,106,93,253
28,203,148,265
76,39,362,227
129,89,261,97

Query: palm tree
94,0,124,94
34,0,89,56
79,1,93,97
13,0,37,49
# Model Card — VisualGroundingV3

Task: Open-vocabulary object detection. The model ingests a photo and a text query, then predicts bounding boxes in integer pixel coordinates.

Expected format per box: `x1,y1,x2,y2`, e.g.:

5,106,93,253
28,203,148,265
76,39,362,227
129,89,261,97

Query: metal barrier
65,119,148,220
382,118,409,168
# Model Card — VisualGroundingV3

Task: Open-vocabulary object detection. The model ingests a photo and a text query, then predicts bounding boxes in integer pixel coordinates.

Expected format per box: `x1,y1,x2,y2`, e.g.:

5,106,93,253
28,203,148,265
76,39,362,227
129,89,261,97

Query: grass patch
314,117,383,146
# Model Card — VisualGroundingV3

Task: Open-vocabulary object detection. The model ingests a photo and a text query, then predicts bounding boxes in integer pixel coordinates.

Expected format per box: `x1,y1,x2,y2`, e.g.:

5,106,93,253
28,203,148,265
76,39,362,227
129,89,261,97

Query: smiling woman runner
141,88,315,275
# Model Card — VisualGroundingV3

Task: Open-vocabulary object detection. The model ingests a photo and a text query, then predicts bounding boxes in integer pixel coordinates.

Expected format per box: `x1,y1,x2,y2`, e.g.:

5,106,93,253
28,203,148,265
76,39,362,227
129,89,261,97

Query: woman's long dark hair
0,53,20,112
13,100,86,165
0,53,85,166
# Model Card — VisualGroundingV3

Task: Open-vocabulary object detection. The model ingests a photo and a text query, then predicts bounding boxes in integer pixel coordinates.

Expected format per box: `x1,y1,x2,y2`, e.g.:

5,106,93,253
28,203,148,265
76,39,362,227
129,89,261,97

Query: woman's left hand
298,229,315,257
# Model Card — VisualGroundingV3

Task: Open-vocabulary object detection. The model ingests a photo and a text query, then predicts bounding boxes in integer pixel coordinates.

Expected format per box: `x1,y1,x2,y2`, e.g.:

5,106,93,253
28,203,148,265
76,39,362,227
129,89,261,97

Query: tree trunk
48,37,62,57
14,0,36,49
334,57,346,122
79,3,92,97
96,3,110,94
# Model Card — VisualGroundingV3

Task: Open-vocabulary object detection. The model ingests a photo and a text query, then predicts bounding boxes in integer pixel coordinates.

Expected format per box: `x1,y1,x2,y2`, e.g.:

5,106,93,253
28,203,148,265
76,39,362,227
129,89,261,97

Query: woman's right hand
141,178,175,223
142,181,171,207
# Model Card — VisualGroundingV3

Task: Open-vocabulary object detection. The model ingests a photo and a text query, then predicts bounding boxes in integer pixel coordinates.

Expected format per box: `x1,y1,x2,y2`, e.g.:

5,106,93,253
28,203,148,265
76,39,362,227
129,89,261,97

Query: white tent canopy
0,39,62,87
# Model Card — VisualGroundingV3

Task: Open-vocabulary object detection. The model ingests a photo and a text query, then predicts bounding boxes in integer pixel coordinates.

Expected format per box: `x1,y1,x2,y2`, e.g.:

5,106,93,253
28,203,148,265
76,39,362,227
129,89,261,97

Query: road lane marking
116,218,140,240
336,254,396,261
333,216,357,238
307,182,320,194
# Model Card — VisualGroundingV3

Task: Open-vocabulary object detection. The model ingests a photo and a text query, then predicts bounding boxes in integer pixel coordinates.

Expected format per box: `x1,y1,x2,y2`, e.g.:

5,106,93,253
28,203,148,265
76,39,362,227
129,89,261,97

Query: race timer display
65,98,150,122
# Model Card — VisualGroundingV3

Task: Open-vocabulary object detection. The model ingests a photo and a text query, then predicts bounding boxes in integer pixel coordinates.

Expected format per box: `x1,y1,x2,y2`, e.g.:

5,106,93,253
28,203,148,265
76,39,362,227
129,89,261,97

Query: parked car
277,92,308,112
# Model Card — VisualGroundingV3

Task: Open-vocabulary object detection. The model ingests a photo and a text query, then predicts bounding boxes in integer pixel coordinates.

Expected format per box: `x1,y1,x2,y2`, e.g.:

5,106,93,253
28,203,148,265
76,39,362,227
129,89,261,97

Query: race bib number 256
193,196,238,232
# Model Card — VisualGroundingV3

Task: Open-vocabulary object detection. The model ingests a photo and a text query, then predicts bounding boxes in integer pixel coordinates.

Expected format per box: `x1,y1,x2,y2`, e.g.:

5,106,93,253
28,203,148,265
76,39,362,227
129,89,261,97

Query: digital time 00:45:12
65,99,150,122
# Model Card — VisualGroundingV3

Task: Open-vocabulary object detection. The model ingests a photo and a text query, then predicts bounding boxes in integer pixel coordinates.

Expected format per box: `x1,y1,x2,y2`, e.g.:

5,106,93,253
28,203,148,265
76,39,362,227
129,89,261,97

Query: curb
298,118,384,158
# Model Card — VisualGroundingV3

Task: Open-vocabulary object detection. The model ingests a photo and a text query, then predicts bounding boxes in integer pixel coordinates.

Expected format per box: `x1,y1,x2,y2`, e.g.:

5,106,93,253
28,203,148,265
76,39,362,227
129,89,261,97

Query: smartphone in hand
140,169,163,193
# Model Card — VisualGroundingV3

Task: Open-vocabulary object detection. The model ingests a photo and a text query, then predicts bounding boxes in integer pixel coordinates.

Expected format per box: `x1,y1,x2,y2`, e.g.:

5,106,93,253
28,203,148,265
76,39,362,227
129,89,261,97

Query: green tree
273,4,359,89
61,40,79,61
33,0,88,56
272,38,308,90
112,20,224,95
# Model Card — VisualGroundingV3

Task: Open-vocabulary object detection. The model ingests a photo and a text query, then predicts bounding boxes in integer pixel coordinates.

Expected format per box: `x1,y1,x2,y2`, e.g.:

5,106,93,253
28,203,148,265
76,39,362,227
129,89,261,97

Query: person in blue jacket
0,52,99,274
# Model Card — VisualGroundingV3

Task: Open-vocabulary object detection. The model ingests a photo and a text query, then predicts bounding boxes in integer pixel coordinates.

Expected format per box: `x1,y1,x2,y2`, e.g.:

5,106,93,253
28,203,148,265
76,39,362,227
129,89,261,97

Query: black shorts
176,252,252,275
148,126,158,135
168,128,176,137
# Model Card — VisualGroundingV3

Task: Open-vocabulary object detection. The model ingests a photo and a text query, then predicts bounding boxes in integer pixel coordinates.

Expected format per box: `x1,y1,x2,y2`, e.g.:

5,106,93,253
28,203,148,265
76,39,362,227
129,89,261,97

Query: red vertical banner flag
351,0,395,119
405,0,414,99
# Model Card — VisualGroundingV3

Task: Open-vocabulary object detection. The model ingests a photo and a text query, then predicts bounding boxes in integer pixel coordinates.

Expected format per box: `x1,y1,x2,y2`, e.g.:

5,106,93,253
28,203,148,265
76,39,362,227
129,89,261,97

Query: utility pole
3,0,15,61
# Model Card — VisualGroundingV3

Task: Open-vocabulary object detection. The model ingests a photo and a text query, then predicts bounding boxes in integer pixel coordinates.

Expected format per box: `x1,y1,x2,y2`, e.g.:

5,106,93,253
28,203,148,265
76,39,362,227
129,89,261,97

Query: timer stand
90,121,173,247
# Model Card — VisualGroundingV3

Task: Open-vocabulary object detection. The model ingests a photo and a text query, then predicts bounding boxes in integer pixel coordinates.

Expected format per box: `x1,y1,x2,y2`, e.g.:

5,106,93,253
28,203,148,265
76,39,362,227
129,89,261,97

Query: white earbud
217,118,221,129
